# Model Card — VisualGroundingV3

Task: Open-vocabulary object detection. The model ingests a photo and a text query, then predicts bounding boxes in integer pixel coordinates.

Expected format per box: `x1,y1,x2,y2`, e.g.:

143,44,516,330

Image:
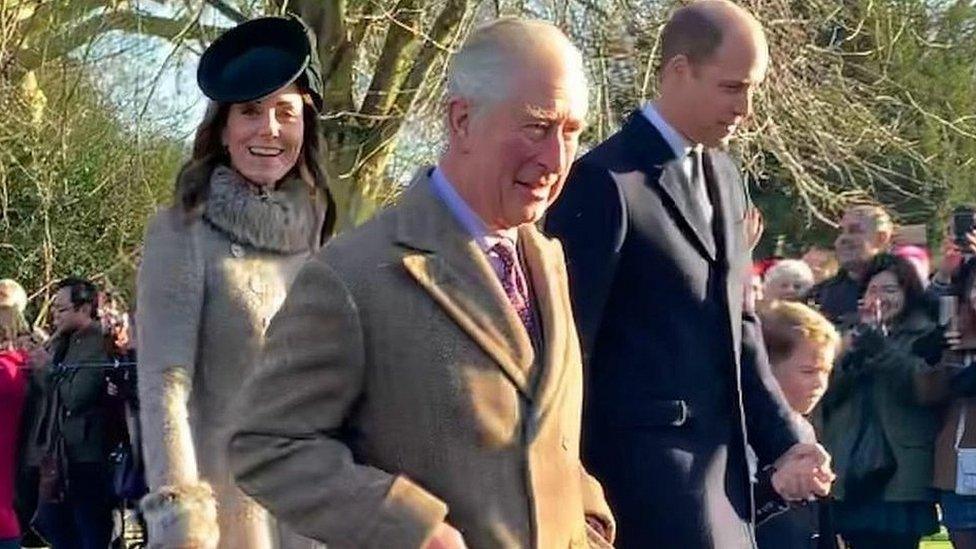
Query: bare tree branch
360,0,422,117
204,0,246,23
16,10,222,69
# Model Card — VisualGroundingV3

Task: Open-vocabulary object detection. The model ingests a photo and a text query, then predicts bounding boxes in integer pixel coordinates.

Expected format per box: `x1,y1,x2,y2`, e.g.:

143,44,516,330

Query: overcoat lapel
519,224,569,410
656,161,718,261
704,151,744,361
623,112,717,261
397,170,535,398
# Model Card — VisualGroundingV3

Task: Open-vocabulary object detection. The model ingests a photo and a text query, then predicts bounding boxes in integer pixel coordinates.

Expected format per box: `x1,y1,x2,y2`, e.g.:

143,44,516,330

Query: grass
920,528,951,548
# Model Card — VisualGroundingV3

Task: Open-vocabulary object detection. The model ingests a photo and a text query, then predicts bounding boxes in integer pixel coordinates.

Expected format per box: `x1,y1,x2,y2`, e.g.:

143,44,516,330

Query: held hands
425,523,467,549
771,442,836,502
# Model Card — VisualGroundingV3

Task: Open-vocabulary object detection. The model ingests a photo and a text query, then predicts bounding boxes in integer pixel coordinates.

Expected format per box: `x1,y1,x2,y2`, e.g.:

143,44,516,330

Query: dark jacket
807,271,863,328
26,323,114,465
821,313,939,502
756,498,838,549
544,111,809,548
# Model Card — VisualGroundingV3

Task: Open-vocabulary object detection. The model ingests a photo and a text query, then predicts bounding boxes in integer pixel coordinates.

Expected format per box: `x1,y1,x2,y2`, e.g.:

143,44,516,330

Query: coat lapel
657,161,718,261
519,224,570,408
396,170,535,397
623,112,717,262
705,151,744,360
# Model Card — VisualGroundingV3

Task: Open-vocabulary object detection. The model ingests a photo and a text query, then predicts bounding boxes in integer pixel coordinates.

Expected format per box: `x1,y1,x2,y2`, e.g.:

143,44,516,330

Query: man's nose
538,131,568,175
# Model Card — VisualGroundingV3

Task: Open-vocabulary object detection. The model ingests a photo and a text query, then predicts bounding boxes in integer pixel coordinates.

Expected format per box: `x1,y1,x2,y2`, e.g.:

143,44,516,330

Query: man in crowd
26,277,117,547
228,19,614,548
545,1,832,546
807,204,893,326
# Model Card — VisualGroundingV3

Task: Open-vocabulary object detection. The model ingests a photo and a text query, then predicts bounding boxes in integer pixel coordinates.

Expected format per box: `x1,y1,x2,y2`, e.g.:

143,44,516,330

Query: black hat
198,16,324,110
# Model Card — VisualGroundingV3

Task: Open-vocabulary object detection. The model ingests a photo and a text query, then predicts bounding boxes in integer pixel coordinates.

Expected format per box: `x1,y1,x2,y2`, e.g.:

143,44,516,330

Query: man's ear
446,97,474,152
662,53,690,83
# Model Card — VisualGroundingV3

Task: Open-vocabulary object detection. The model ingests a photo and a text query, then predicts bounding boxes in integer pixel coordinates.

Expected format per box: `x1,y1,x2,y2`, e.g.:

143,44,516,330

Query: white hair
447,18,588,112
764,260,815,291
0,279,27,313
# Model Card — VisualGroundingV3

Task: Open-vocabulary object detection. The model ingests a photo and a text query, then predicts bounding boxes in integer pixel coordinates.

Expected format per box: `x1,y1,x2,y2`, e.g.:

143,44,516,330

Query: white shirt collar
641,102,696,160
430,166,518,253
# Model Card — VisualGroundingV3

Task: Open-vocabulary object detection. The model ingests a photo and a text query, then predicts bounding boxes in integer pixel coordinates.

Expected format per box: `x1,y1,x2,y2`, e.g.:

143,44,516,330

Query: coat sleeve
228,255,448,548
579,462,615,542
136,210,207,490
869,335,934,406
740,312,813,467
543,159,626,359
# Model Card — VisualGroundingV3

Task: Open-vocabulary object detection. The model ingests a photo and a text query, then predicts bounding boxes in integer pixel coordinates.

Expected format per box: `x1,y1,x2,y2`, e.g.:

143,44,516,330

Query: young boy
756,300,841,549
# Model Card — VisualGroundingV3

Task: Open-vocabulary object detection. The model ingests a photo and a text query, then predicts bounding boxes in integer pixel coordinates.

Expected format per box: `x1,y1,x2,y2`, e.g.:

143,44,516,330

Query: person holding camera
929,207,976,300
917,256,976,549
820,254,941,549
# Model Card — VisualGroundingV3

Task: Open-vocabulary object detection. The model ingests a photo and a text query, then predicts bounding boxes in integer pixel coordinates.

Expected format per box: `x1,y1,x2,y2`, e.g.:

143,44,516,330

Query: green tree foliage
0,65,181,314
753,0,976,254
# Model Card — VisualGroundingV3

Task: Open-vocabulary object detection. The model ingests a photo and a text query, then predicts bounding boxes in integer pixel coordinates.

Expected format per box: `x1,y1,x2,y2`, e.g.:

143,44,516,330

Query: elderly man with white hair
228,18,614,549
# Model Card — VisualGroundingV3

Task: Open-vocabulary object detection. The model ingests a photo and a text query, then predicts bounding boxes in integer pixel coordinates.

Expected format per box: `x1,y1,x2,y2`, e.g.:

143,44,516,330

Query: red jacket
0,348,28,539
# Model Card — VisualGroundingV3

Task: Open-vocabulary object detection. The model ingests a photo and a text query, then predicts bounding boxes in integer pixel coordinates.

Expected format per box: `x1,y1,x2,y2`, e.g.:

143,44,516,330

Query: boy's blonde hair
759,300,839,365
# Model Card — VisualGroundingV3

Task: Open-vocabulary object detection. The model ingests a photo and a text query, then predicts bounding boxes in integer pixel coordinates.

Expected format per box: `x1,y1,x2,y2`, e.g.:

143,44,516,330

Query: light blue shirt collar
641,102,695,160
429,166,516,252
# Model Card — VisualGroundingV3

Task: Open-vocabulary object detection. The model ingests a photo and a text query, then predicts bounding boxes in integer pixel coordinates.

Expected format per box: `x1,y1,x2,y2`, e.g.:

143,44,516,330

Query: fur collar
203,166,320,254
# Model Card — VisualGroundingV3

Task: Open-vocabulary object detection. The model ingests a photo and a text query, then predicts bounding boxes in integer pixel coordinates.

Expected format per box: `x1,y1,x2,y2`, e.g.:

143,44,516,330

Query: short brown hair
759,300,839,365
660,5,724,68
845,204,894,237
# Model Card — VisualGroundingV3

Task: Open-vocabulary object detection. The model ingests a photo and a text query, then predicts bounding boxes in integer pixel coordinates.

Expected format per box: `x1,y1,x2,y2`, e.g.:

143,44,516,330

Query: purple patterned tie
489,240,539,343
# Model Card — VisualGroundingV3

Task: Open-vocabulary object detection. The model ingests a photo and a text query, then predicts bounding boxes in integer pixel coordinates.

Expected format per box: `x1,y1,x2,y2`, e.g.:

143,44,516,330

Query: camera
953,205,976,252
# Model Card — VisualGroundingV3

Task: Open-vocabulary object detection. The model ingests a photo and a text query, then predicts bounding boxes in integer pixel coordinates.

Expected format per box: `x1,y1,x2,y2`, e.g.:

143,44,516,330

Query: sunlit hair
659,0,764,70
0,279,28,313
763,259,815,296
845,203,894,238
0,279,29,347
759,300,839,366
174,86,335,236
447,18,587,115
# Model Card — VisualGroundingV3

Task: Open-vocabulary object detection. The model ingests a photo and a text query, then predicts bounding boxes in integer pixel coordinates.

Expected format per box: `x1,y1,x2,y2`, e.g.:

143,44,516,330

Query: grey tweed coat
136,166,326,549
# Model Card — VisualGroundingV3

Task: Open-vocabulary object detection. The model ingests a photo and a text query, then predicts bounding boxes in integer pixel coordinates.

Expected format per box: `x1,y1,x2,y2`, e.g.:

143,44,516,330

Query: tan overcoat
229,169,614,549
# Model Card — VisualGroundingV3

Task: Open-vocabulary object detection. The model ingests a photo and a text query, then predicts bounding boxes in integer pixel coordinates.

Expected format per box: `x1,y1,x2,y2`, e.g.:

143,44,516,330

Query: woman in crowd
136,16,333,548
821,253,940,549
917,257,976,548
763,259,816,303
0,280,32,549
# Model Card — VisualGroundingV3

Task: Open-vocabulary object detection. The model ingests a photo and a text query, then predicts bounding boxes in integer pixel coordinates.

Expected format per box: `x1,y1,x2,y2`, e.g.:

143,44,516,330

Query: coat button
230,243,245,258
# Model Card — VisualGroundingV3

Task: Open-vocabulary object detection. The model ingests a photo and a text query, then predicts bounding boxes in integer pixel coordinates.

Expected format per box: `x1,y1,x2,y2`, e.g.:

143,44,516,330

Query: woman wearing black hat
135,16,332,549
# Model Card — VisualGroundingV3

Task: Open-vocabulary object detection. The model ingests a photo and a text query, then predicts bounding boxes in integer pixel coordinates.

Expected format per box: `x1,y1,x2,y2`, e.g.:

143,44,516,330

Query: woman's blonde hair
0,279,29,346
759,300,840,365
